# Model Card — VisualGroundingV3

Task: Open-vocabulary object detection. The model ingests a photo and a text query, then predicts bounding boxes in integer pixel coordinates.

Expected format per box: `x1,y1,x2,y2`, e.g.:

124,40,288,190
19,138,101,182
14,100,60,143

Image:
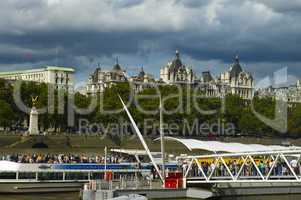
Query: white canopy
161,137,301,153
110,149,161,156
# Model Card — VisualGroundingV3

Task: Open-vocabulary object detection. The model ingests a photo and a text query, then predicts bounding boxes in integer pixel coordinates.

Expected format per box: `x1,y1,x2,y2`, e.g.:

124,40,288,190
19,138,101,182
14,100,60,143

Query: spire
235,54,239,63
175,50,180,59
138,66,145,77
230,53,242,78
116,57,119,65
113,57,121,71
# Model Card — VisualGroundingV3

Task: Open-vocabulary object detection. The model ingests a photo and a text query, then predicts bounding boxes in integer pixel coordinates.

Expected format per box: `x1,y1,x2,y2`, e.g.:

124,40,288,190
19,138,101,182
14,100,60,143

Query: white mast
104,146,107,171
160,96,166,184
118,95,164,182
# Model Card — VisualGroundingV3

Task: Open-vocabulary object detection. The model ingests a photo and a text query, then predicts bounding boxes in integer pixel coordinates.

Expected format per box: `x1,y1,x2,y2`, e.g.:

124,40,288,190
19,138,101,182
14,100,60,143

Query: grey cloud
258,0,301,14
0,0,301,81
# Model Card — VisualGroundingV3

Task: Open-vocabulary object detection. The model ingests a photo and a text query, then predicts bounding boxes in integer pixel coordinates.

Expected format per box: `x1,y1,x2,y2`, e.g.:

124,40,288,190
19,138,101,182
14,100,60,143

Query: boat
109,194,147,200
0,160,151,193
0,160,179,193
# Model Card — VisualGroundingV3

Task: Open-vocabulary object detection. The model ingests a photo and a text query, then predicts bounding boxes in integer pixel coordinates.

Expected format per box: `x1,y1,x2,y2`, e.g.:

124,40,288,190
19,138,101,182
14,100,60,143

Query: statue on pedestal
28,96,39,136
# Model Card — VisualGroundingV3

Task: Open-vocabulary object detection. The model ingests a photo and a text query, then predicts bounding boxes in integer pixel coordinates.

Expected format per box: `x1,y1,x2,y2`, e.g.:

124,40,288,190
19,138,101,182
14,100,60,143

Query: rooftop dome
112,57,122,71
229,55,243,78
169,50,184,72
202,71,214,82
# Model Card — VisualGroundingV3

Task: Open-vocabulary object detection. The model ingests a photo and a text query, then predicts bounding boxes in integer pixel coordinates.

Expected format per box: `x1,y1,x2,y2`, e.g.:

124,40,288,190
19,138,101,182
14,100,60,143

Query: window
0,172,16,179
65,172,89,180
38,172,63,181
91,172,104,180
19,172,36,179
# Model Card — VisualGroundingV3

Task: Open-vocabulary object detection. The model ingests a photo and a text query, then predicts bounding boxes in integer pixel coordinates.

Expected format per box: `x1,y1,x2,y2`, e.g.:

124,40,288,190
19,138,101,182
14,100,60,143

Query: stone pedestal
28,107,39,135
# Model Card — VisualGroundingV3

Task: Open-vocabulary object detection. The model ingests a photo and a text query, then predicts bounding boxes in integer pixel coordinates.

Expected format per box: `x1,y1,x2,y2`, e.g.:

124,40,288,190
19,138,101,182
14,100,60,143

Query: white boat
0,161,151,193
109,194,147,200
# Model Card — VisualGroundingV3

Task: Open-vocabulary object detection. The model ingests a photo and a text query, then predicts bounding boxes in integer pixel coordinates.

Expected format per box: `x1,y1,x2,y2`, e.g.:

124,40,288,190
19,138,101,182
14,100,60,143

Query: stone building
129,67,155,92
200,71,220,97
217,55,254,99
159,52,254,99
86,61,127,94
199,56,254,99
256,80,301,103
0,66,75,91
160,50,195,84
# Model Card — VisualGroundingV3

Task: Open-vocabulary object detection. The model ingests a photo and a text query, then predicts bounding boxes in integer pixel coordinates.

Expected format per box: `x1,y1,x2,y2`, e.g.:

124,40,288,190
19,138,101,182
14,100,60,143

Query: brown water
0,193,79,200
0,193,299,200
0,193,196,200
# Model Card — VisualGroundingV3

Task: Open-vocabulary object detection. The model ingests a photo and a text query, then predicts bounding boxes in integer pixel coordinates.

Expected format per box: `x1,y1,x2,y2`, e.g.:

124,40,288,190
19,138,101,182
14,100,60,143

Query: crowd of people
183,158,301,177
0,153,131,164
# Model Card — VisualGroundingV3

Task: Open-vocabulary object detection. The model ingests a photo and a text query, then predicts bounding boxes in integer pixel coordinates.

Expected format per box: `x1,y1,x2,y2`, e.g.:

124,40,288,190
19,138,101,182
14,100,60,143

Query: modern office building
0,66,75,90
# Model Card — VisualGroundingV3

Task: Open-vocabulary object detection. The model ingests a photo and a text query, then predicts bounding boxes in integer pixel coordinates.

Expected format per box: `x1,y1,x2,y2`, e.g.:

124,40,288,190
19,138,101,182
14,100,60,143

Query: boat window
116,172,136,180
65,172,89,180
38,172,63,181
0,172,16,179
91,172,104,180
19,172,36,179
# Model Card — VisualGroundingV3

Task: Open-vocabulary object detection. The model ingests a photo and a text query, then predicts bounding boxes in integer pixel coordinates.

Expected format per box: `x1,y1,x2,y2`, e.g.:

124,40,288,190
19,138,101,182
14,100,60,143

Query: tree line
0,79,300,138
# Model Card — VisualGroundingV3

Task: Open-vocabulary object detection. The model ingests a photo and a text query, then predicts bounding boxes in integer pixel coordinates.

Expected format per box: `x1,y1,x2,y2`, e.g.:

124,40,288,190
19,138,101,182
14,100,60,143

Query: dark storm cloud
258,0,301,14
175,0,212,8
0,0,301,82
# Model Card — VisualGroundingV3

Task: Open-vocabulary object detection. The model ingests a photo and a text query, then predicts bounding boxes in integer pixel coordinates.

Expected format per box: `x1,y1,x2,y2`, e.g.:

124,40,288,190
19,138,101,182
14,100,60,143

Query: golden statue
31,96,38,107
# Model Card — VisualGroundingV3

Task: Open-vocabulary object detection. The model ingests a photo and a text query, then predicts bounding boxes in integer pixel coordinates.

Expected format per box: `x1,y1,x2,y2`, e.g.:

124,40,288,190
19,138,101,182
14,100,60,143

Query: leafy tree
0,100,15,130
288,104,301,138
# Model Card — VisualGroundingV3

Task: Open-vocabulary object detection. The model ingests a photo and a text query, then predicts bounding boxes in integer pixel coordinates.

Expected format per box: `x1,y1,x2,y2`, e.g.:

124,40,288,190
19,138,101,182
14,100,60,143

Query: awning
110,149,161,156
160,137,301,153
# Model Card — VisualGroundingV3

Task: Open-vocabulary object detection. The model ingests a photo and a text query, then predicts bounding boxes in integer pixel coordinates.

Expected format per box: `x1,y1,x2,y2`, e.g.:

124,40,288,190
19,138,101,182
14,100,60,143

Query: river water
0,193,300,200
0,193,79,200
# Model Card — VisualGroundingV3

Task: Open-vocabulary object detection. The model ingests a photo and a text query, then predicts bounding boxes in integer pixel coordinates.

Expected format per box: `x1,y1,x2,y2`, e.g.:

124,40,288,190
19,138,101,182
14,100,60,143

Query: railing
181,150,301,183
84,177,162,191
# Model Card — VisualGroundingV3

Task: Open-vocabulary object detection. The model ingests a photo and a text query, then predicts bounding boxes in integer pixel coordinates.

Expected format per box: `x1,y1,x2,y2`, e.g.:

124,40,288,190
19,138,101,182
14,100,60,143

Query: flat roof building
0,66,75,91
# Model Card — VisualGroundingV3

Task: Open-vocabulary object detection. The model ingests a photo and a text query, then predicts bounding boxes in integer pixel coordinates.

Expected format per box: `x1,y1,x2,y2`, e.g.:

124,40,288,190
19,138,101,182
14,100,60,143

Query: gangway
180,150,301,184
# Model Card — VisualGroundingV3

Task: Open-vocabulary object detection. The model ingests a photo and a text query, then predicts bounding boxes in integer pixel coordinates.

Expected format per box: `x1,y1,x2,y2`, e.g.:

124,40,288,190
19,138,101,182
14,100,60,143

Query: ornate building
129,67,155,92
158,52,254,99
200,55,254,99
86,61,127,94
256,80,301,103
160,51,195,84
85,52,255,99
217,55,254,99
200,71,220,97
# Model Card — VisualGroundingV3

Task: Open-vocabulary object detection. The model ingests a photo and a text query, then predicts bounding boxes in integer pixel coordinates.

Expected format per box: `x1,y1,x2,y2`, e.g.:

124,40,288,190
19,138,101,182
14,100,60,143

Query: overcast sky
1,0,301,86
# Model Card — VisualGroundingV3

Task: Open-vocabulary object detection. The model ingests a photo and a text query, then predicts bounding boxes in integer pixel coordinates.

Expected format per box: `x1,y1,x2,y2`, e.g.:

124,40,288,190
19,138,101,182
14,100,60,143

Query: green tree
0,100,15,130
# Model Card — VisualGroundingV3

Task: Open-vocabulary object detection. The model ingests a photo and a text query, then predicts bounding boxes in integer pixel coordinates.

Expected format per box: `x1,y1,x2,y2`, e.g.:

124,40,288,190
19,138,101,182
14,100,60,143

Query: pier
81,180,213,200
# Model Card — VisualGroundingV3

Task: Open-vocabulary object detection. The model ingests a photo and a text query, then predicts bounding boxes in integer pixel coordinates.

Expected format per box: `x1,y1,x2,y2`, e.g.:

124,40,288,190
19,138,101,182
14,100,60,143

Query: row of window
0,172,136,181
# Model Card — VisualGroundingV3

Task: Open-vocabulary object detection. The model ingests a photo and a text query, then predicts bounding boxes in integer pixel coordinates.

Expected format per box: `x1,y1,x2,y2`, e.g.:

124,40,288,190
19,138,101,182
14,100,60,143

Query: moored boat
0,161,151,193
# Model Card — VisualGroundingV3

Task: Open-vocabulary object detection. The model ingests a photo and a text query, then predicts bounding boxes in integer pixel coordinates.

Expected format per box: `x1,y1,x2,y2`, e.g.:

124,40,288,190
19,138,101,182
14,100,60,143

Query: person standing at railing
233,160,239,176
281,163,287,176
290,159,298,174
258,161,264,175
220,162,224,176
210,161,216,176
